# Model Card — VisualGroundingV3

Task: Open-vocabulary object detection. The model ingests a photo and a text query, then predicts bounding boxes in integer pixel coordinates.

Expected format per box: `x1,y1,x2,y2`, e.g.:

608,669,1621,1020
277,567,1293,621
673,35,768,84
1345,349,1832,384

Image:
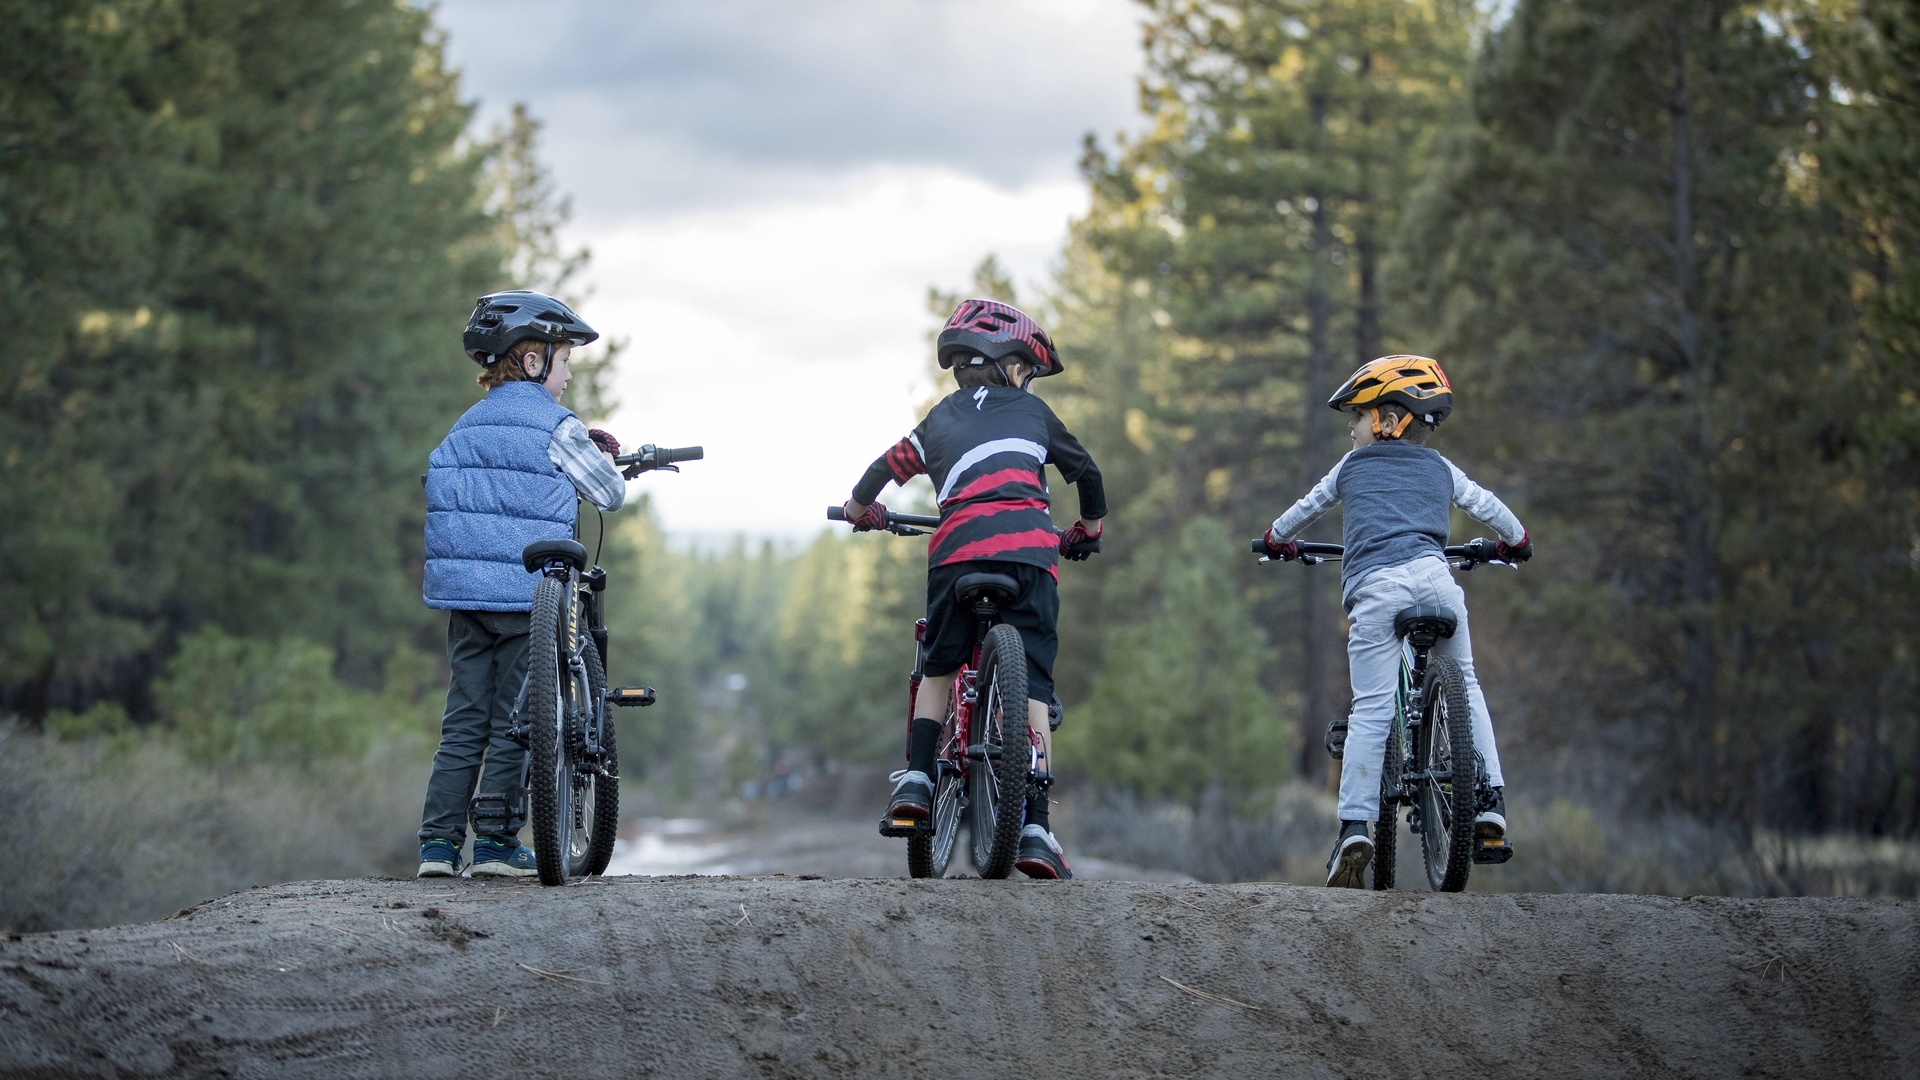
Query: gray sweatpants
418,609,530,843
1338,555,1505,822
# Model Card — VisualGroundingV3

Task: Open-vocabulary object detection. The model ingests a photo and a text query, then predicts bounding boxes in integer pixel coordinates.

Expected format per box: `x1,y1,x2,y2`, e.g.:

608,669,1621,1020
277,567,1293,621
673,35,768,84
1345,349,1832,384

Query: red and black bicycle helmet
462,290,599,367
935,299,1062,378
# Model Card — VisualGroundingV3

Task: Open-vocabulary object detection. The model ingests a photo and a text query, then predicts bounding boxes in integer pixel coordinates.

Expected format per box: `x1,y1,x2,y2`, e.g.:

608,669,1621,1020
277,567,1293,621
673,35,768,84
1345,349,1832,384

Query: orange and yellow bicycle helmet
1327,354,1453,440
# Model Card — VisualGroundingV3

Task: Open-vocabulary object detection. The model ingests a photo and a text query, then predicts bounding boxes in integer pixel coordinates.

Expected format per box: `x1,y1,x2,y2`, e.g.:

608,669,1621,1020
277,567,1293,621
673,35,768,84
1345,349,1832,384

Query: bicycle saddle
522,538,588,574
953,571,1020,608
1394,604,1457,640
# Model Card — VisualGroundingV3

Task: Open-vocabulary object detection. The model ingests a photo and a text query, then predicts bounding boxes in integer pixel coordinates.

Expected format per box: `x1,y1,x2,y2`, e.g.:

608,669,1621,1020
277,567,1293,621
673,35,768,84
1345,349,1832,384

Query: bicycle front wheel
908,765,963,878
576,634,619,876
1417,655,1477,892
526,575,574,887
1374,718,1400,891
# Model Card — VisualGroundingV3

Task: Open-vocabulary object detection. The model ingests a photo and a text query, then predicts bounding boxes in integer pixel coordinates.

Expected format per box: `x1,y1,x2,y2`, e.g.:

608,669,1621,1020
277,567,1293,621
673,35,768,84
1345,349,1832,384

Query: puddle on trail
602,813,1195,882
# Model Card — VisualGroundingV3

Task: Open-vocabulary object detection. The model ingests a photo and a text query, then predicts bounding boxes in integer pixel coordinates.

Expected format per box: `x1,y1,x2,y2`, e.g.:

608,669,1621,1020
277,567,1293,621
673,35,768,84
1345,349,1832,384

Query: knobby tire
908,762,962,879
1419,655,1477,892
1374,719,1400,891
978,623,1029,879
527,576,570,887
579,633,618,876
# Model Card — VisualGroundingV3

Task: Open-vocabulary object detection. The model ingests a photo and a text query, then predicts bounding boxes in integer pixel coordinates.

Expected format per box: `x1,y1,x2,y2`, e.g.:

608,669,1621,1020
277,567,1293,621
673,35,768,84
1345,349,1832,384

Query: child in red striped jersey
842,300,1105,879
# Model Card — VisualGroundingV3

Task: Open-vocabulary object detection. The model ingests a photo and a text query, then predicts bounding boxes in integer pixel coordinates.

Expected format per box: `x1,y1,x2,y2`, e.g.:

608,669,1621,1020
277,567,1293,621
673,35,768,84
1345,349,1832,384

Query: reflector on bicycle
607,685,656,708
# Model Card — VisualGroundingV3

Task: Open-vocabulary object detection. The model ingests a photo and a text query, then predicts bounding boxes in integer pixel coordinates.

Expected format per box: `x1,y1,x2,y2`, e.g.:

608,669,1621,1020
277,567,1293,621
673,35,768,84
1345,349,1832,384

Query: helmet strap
1369,407,1414,440
527,341,554,385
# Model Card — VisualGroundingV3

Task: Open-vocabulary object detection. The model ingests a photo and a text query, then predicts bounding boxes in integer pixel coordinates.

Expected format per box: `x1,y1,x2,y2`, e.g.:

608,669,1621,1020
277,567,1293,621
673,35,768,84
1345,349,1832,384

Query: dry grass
0,723,429,932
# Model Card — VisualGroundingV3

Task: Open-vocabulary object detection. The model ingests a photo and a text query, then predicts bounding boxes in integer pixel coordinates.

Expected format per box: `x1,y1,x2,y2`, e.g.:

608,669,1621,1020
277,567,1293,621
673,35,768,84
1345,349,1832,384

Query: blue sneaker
417,837,462,878
470,837,537,877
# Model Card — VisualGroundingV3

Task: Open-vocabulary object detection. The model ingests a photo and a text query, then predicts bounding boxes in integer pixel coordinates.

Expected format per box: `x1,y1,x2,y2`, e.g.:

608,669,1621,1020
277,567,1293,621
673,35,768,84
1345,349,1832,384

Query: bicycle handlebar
1247,539,1344,557
828,506,1099,558
826,505,941,536
614,444,703,473
1249,536,1513,569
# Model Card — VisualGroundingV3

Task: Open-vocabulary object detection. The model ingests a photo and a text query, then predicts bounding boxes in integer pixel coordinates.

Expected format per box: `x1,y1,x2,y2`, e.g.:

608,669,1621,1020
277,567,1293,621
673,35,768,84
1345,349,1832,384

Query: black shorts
922,560,1058,704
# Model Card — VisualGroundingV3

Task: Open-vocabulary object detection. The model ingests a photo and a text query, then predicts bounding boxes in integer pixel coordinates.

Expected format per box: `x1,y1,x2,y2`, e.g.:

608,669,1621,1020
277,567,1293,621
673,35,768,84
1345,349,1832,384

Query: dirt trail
1,875,1914,1079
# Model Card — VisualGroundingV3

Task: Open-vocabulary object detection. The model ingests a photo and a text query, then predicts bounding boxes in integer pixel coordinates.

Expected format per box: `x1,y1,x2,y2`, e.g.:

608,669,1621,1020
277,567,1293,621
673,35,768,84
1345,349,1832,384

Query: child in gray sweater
1262,355,1531,888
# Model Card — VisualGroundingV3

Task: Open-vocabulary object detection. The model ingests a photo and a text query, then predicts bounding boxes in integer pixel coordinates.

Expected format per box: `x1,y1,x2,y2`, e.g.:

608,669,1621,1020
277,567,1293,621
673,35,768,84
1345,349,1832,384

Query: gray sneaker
1475,787,1508,840
1325,821,1373,888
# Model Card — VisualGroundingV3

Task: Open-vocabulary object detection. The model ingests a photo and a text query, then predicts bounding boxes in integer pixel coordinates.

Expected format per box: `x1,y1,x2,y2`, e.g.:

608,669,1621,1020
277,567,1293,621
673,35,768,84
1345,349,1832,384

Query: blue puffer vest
423,382,578,612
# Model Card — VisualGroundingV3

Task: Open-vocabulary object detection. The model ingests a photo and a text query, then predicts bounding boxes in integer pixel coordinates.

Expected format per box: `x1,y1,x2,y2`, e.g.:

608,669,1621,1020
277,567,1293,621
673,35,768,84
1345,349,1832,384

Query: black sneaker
1015,825,1073,880
1475,787,1507,840
1325,820,1373,888
886,769,934,819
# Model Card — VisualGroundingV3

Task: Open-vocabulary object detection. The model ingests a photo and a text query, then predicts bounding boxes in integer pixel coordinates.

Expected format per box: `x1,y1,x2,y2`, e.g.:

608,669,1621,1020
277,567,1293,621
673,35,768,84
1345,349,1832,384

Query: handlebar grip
1249,538,1267,554
827,506,847,521
665,445,703,463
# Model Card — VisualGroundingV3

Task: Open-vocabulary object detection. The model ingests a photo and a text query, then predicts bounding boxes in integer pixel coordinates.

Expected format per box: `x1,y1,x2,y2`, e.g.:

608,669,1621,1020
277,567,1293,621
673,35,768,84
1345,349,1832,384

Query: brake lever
890,525,928,537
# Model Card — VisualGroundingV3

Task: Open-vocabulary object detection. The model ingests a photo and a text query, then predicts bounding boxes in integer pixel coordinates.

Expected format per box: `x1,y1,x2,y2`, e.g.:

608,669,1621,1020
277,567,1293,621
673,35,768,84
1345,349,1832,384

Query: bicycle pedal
1472,838,1514,864
878,815,930,838
607,686,655,707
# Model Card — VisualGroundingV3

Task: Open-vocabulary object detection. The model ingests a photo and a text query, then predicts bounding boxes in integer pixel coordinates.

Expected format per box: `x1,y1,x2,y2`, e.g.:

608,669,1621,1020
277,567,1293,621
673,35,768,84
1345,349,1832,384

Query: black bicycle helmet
462,290,599,367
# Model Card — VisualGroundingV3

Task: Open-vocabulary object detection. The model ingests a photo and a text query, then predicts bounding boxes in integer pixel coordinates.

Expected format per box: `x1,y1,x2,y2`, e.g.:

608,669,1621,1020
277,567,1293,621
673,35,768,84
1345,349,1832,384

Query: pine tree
1056,0,1476,780
1394,0,1916,833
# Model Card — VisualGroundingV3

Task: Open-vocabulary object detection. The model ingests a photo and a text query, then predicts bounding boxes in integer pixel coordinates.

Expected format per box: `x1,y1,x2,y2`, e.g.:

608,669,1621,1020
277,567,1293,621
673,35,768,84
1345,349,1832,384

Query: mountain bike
828,505,1098,879
512,442,702,887
1250,537,1516,892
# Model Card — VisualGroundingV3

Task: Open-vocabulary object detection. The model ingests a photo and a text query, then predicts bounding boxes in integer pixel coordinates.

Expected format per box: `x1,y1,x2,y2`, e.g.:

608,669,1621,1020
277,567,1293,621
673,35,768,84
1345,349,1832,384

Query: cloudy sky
430,1,1145,537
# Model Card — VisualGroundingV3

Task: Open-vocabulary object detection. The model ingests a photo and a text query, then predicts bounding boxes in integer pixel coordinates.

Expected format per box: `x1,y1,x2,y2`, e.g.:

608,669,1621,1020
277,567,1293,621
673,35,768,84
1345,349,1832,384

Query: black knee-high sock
908,717,942,777
1025,791,1050,831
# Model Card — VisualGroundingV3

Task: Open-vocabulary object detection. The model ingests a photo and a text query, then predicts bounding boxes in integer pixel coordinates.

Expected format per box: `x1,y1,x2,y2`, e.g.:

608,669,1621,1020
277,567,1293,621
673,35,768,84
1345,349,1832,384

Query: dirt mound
1,875,1914,1079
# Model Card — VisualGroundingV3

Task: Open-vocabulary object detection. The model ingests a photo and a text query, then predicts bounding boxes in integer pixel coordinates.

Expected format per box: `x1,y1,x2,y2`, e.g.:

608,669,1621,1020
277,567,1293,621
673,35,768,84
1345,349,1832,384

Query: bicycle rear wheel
1373,719,1400,891
1417,655,1477,892
526,575,573,887
972,623,1029,879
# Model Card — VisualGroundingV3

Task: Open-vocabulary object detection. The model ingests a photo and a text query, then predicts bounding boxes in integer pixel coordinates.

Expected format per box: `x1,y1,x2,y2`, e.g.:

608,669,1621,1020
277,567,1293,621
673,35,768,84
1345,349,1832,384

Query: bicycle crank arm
607,686,656,707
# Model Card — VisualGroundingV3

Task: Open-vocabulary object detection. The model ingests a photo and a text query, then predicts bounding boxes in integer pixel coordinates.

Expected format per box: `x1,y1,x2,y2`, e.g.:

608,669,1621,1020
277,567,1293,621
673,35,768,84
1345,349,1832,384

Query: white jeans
1338,555,1504,822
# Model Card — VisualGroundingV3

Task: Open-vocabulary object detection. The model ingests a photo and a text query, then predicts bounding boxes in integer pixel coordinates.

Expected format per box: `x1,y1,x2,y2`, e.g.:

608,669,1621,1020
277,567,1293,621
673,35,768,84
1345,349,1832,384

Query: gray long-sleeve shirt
548,416,626,512
1269,442,1524,603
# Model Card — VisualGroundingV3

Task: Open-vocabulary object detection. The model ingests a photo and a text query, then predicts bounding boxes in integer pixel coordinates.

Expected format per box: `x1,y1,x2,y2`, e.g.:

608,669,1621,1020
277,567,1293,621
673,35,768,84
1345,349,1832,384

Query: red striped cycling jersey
852,386,1106,571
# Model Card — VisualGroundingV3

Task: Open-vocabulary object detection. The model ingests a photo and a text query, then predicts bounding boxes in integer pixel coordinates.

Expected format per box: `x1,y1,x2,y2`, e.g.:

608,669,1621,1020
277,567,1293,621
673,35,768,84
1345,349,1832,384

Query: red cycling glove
1263,527,1301,561
1059,519,1103,559
844,500,888,532
587,428,621,455
1494,531,1533,563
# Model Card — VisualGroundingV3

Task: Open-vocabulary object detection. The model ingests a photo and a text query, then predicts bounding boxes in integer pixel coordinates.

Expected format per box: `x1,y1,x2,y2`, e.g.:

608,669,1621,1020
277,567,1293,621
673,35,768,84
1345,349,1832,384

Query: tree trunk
1297,90,1335,783
1669,18,1724,821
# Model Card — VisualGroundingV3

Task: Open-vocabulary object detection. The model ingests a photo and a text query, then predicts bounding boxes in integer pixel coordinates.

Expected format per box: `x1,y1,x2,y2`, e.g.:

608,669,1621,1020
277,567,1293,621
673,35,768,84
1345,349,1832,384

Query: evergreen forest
5,0,1919,928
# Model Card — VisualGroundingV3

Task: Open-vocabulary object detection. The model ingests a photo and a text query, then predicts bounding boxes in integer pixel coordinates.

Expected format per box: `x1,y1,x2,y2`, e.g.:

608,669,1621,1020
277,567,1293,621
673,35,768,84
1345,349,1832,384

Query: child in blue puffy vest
414,291,629,878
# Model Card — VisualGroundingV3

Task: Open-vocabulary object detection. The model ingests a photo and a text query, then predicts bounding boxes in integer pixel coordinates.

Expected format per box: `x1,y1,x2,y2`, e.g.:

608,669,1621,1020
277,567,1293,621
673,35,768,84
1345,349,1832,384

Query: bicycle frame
902,601,1035,821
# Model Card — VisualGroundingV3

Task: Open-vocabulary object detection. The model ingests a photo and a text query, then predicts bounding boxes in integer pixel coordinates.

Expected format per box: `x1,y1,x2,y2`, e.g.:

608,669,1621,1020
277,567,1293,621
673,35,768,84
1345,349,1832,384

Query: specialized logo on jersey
974,387,989,410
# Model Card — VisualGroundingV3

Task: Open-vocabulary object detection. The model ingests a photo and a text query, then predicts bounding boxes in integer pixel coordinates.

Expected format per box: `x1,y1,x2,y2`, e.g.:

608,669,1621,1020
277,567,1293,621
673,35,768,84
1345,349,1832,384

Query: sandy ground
1,871,1914,1080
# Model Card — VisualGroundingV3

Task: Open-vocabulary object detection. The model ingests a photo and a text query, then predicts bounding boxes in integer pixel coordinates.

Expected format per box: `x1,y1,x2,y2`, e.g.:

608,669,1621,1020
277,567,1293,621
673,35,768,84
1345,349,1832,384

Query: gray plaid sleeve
549,417,626,512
